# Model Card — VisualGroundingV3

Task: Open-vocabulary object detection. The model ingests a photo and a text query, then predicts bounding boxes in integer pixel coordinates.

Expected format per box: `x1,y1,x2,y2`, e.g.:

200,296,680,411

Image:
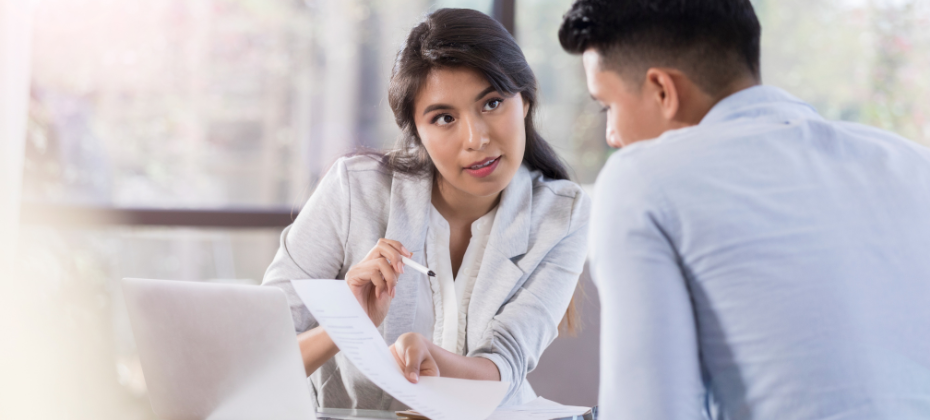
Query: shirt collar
700,85,821,127
471,205,497,237
428,190,500,237
489,164,532,259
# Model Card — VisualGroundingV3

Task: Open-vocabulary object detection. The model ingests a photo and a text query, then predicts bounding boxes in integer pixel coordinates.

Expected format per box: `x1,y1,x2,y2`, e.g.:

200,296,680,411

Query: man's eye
434,114,455,126
484,98,503,111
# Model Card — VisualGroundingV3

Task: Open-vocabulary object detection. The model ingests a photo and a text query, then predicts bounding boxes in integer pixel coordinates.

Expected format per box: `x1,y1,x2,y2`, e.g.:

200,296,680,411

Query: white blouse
424,204,498,355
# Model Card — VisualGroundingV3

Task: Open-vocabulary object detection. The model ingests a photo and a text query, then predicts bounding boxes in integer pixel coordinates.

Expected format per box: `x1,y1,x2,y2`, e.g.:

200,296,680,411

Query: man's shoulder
600,126,705,186
598,114,930,223
609,117,772,164
606,115,930,184
830,120,930,160
597,116,819,210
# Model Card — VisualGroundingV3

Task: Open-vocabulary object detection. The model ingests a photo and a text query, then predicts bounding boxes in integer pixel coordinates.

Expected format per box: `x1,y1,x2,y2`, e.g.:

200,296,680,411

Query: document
486,397,591,420
291,279,509,420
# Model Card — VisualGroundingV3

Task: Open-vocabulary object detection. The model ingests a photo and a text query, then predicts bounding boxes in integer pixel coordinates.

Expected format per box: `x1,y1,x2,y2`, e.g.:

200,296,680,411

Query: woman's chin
455,172,514,199
437,161,519,201
464,184,507,200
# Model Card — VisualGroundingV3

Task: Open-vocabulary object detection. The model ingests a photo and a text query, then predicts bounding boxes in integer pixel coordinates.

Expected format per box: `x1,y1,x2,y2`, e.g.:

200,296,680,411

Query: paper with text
486,397,590,420
291,279,508,420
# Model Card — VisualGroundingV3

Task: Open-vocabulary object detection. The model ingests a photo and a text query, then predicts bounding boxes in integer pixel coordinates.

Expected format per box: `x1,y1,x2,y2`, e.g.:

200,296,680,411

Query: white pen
401,256,435,277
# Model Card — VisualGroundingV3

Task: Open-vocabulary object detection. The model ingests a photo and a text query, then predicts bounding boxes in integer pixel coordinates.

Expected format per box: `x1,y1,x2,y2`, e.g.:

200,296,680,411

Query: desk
315,406,598,420
316,408,396,420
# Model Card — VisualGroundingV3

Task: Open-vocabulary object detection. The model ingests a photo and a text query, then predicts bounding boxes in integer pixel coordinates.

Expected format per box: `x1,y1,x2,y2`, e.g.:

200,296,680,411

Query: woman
262,8,589,410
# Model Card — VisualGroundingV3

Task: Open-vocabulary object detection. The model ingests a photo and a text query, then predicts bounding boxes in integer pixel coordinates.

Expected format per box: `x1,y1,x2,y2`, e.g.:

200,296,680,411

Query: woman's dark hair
385,8,570,182
384,8,580,333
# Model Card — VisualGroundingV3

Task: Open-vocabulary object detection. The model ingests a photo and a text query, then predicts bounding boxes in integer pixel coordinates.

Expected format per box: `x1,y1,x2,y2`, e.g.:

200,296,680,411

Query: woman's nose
464,116,490,151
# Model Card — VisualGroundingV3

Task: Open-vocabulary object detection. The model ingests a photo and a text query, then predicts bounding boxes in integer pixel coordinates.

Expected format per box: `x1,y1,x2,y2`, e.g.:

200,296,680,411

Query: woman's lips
463,156,501,178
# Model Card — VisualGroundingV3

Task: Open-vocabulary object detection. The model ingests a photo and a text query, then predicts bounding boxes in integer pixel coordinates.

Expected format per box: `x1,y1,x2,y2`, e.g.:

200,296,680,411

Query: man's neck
712,77,761,106
678,76,761,127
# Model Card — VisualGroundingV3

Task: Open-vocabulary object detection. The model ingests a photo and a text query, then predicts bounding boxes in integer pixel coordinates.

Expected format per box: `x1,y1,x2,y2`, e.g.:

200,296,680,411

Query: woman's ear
645,68,680,122
522,95,530,119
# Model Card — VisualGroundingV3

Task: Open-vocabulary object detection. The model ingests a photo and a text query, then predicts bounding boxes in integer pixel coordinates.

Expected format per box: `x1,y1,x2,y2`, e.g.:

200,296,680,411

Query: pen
401,256,435,277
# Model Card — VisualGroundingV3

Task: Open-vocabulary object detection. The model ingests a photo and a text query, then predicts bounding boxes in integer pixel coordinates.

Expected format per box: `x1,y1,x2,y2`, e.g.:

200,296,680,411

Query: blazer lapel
382,171,432,344
466,166,532,351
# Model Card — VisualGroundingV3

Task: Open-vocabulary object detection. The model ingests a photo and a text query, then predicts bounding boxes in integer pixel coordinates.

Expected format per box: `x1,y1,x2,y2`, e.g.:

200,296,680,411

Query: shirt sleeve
471,190,590,405
589,155,705,419
261,158,351,333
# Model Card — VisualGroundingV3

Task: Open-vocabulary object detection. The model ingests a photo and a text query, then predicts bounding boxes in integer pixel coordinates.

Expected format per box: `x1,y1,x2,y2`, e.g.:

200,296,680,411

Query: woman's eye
434,114,455,126
483,98,503,111
600,105,610,113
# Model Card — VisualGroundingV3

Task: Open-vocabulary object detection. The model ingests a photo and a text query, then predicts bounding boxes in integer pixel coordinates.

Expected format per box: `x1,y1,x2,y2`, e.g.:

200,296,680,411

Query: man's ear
644,68,680,121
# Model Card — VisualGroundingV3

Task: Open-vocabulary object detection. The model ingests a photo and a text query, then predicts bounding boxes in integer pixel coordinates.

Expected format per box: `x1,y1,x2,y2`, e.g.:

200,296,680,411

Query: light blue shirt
590,86,930,420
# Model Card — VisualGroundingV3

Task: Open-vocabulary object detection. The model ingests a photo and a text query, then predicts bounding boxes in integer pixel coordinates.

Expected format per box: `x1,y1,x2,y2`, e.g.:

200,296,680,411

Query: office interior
1,0,928,418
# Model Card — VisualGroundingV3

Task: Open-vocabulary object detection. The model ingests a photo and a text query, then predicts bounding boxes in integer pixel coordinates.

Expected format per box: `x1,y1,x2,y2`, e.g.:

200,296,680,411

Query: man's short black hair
559,0,761,95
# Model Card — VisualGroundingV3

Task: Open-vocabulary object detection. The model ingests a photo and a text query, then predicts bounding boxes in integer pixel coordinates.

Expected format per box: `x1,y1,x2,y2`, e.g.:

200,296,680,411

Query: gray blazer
262,155,589,409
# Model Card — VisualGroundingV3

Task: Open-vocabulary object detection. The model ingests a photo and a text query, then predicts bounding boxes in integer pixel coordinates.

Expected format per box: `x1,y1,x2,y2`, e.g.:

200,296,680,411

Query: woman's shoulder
525,168,591,230
338,154,393,176
528,170,585,200
326,154,395,193
327,154,432,204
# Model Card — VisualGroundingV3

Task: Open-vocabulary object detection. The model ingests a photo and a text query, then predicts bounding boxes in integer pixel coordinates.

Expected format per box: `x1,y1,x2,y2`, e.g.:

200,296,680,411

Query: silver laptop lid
122,278,315,420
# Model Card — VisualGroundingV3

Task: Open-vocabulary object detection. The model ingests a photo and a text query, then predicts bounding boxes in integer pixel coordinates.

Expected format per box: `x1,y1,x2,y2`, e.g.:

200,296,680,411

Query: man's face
582,49,669,148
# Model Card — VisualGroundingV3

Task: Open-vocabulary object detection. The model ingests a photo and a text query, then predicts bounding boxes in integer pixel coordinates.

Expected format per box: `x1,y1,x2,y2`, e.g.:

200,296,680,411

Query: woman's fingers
389,343,419,383
403,346,423,383
379,238,413,259
347,256,398,299
375,239,413,273
367,264,387,298
349,239,410,303
401,341,439,383
418,356,440,378
390,343,405,372
375,258,398,298
391,333,436,384
376,242,405,274
365,258,397,299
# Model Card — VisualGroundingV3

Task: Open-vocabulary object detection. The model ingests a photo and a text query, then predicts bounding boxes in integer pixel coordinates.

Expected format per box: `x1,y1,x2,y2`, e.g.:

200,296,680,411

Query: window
757,0,930,146
517,0,609,184
28,0,421,208
20,1,461,417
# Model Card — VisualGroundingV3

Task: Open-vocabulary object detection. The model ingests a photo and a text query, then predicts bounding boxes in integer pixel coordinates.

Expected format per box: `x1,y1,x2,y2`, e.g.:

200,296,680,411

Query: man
559,1,930,419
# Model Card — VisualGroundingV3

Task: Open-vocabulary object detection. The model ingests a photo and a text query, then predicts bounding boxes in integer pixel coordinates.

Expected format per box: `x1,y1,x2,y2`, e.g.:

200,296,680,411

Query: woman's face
413,67,528,199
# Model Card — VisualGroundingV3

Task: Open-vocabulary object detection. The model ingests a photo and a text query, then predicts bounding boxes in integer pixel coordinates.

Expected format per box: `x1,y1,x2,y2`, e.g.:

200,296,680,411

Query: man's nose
606,124,621,148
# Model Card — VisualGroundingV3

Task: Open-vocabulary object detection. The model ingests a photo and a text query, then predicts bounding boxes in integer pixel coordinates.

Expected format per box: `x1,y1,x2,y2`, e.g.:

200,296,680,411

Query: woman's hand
390,332,440,384
344,238,412,327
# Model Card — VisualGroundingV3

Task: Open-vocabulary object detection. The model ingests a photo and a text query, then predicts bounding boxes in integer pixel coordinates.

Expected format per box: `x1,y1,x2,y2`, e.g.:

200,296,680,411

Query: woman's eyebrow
421,86,498,115
422,104,453,115
474,86,497,101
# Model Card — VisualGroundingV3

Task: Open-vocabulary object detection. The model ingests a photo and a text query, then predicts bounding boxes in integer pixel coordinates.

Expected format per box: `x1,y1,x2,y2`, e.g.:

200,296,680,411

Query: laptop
122,278,316,420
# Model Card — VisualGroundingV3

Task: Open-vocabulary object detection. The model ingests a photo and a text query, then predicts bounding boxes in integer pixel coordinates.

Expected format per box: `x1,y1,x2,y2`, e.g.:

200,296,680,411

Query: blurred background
1,0,929,418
